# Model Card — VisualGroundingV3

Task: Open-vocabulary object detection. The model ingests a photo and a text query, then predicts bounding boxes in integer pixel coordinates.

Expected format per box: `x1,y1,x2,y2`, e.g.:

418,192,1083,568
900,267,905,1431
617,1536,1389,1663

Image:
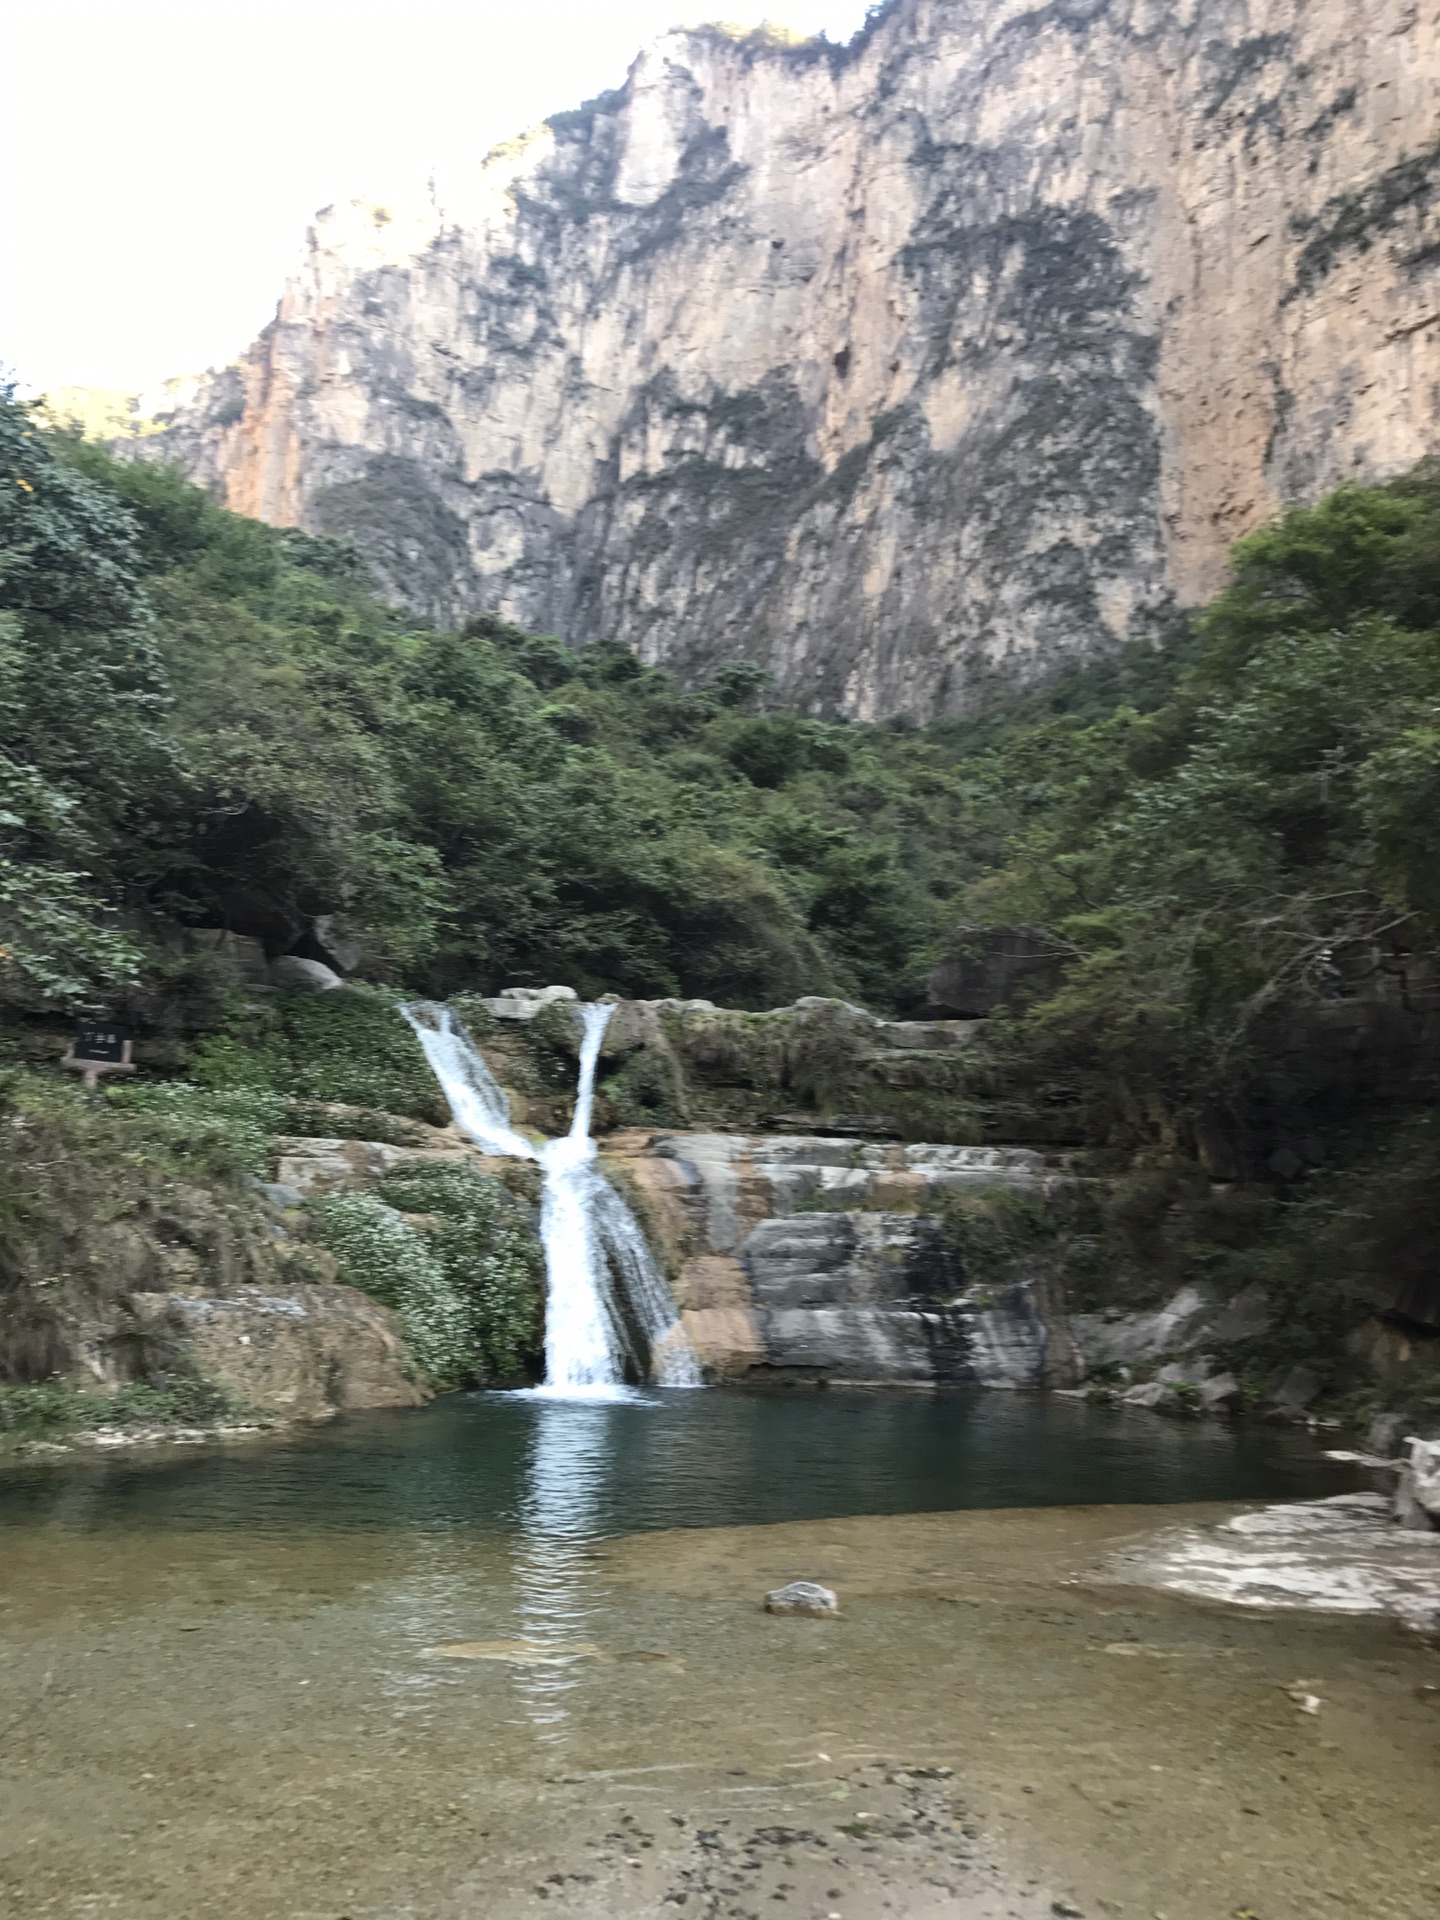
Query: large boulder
270,954,344,993
309,914,366,976
126,1282,427,1420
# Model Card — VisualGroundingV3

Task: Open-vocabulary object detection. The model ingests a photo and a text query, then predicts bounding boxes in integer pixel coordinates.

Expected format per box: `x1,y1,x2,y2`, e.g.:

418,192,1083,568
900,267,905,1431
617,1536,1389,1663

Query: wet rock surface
606,1129,1077,1387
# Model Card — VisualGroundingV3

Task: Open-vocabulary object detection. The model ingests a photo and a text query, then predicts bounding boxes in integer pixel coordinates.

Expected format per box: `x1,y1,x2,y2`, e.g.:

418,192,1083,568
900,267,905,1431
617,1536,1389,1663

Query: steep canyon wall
139,0,1440,717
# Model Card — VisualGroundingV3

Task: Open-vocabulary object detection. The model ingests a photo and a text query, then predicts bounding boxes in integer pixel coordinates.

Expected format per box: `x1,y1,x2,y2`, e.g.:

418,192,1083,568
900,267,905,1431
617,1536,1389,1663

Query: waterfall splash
402,1001,700,1396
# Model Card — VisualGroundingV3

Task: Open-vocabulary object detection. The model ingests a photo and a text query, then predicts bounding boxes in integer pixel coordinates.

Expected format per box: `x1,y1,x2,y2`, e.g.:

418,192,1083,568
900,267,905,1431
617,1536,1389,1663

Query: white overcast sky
3,0,875,397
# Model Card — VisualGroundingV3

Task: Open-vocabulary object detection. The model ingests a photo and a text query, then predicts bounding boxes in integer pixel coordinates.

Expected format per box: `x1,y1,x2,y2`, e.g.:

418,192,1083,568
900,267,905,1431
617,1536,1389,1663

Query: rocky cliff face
139,0,1439,714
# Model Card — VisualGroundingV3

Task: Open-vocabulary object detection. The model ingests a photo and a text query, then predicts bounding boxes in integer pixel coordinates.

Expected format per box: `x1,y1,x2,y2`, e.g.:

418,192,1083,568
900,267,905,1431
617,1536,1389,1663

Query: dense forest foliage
0,385,985,1015
958,460,1440,1155
4,381,1440,1135
3,383,1440,1415
5,382,1440,1091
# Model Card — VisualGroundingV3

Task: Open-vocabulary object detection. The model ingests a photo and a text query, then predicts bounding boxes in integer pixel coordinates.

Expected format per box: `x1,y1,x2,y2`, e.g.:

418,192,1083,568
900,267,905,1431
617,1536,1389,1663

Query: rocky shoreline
1105,1490,1440,1636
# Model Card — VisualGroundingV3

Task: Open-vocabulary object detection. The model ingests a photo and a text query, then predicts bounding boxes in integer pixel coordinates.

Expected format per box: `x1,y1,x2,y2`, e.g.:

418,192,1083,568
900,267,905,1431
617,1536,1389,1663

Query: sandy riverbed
2,1497,1437,1920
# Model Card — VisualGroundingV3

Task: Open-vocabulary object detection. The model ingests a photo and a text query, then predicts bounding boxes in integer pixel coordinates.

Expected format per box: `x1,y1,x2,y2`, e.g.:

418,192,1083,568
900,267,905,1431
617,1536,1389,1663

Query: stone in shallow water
764,1581,839,1616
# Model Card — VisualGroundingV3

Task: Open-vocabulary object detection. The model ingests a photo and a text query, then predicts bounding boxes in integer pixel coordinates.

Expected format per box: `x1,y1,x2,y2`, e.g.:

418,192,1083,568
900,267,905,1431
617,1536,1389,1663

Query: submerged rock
425,1639,606,1664
764,1581,838,1617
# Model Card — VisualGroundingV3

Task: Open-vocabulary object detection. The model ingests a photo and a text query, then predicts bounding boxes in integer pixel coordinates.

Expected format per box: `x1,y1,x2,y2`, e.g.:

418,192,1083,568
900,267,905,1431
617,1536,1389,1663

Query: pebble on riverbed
764,1580,839,1616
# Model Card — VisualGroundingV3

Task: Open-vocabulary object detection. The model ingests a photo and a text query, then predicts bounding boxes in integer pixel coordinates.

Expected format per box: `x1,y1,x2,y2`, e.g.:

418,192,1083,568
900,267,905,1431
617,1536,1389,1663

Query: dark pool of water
0,1387,1352,1539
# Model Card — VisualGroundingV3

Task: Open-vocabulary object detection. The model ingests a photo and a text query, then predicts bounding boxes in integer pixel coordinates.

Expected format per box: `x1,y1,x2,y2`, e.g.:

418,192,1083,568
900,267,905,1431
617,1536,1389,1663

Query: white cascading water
401,1001,700,1395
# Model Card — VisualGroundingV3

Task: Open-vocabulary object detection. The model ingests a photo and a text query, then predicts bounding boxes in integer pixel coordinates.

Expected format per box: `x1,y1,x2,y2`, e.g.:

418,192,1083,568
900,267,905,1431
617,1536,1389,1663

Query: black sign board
73,1023,130,1064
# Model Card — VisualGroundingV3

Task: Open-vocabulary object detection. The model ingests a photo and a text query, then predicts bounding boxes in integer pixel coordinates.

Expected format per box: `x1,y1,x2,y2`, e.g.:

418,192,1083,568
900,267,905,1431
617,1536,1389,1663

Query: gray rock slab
260,1182,307,1211
652,1133,748,1252
1071,1285,1216,1369
1271,1364,1324,1411
964,1287,1050,1387
1120,1381,1180,1411
478,985,580,1021
1198,1372,1240,1411
274,1138,471,1196
1204,1283,1273,1343
757,1305,939,1381
1399,1438,1440,1530
739,1211,956,1308
1106,1493,1440,1633
899,1143,1048,1173
749,1136,860,1168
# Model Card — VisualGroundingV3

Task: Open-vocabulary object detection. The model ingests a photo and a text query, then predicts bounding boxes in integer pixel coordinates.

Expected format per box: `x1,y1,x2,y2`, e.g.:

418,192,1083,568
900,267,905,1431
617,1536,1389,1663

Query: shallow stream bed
1,1391,1435,1919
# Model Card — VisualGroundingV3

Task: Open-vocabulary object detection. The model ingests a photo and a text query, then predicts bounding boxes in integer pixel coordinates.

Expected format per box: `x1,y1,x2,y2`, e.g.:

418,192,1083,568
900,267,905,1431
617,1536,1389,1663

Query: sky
2,0,876,398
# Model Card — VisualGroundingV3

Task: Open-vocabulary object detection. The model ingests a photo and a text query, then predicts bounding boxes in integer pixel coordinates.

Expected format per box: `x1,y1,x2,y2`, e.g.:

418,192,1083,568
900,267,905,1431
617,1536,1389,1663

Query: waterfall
402,1001,700,1395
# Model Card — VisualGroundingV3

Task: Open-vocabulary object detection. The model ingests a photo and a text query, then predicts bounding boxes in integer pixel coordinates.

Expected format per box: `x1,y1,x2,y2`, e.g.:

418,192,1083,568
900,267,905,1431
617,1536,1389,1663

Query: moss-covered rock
468,992,991,1142
0,1070,422,1425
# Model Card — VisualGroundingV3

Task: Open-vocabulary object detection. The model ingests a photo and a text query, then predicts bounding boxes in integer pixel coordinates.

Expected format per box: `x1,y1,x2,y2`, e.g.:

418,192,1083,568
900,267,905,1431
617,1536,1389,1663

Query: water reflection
509,1399,615,1733
0,1387,1352,1547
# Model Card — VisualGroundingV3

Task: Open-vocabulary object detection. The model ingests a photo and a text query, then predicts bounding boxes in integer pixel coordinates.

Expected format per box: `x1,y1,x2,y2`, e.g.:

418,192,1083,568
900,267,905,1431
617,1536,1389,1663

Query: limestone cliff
139,0,1440,717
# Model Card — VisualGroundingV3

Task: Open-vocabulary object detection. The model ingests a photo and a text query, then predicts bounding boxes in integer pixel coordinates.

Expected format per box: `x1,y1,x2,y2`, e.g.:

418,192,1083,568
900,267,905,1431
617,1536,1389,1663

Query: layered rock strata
137,0,1440,717
608,1128,1082,1386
